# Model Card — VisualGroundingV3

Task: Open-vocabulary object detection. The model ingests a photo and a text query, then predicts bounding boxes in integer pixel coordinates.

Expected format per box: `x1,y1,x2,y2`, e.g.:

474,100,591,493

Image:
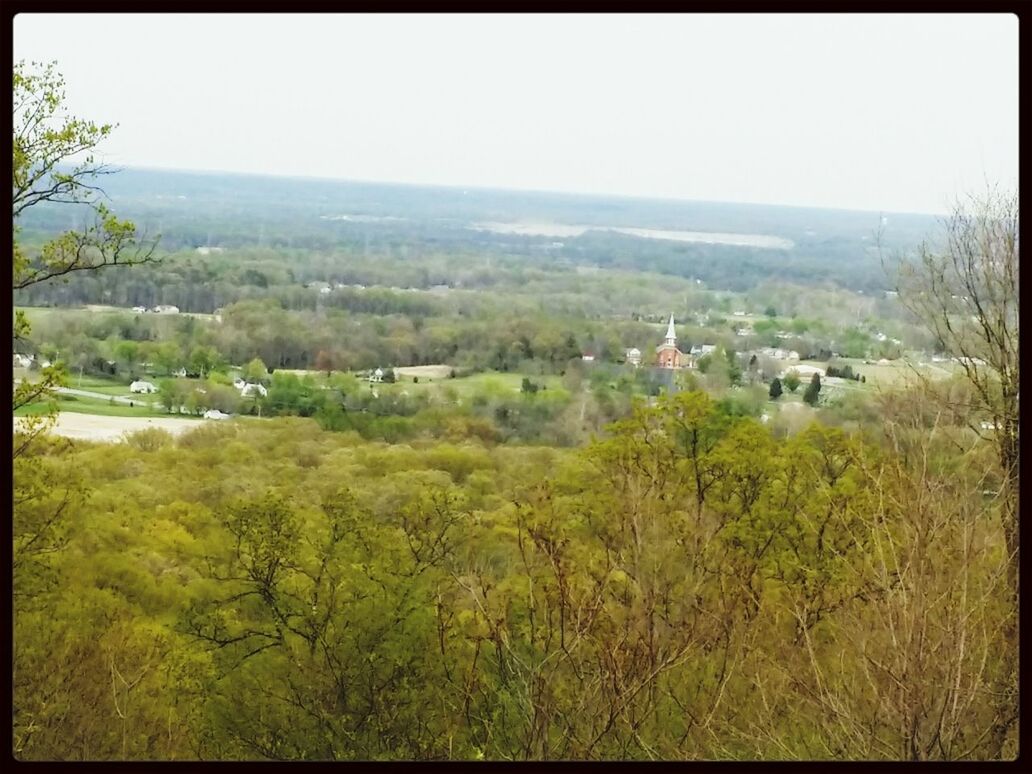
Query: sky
13,13,1019,215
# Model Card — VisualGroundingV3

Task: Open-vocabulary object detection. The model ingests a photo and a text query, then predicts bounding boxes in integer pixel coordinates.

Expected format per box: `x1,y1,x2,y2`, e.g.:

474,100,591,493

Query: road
53,386,156,406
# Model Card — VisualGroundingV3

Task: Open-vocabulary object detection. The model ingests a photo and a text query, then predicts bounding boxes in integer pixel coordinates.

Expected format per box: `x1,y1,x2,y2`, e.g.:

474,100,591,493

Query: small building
625,347,642,367
581,353,595,362
369,367,384,383
240,383,268,398
203,409,231,420
172,367,188,378
655,315,689,369
152,305,180,314
13,354,33,369
131,306,147,313
690,344,716,358
130,380,158,394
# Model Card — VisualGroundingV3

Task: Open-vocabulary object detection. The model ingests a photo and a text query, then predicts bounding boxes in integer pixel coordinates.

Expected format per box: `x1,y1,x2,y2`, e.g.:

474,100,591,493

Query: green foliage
803,373,822,406
12,393,1015,760
783,370,801,393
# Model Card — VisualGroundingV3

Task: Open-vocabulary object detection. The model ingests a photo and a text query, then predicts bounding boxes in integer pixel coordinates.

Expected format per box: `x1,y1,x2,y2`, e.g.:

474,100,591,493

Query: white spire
664,314,677,345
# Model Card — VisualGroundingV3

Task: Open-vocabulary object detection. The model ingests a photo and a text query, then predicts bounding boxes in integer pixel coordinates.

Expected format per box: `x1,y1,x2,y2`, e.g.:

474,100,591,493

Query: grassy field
793,356,960,389
17,305,217,322
381,370,568,399
14,393,170,418
67,375,141,396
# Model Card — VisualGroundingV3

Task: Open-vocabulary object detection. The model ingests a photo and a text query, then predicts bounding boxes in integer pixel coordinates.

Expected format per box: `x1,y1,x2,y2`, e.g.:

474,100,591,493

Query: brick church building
655,314,689,368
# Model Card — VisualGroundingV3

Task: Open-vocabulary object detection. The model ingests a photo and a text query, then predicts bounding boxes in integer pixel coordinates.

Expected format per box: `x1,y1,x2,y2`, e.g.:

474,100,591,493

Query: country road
53,386,156,406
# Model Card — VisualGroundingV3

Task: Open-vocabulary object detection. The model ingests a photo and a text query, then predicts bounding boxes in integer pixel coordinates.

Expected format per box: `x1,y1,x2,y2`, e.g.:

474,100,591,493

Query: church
655,314,690,369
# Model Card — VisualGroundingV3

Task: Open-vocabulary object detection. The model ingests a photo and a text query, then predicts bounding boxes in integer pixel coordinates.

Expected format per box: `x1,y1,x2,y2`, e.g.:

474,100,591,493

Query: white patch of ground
394,365,453,379
14,413,203,443
468,221,794,249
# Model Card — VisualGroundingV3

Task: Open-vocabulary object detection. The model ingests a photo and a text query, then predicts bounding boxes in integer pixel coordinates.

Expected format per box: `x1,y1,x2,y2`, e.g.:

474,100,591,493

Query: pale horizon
14,13,1019,217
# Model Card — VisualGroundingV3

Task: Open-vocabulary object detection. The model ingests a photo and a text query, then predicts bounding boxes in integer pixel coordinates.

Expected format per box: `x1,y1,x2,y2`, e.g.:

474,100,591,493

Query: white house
581,353,595,362
369,367,384,383
240,383,268,398
131,306,147,313
203,409,231,420
130,380,158,394
152,305,180,314
172,367,188,378
13,354,33,369
625,347,642,367
690,344,717,357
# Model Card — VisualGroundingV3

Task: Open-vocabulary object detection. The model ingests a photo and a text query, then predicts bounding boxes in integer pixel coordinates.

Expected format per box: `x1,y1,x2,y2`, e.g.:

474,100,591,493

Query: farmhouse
130,380,158,394
13,353,33,369
625,347,642,367
240,383,268,398
152,305,180,314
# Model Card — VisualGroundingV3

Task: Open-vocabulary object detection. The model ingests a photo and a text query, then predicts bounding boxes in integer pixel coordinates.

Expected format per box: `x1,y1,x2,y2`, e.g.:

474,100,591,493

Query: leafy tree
783,370,801,393
13,61,157,412
113,339,140,375
189,345,221,379
802,372,822,406
243,357,268,384
314,349,335,377
895,187,1019,598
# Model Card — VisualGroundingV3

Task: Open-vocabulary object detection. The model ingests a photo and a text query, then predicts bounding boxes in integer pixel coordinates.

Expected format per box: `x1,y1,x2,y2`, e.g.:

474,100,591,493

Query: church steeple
664,314,677,346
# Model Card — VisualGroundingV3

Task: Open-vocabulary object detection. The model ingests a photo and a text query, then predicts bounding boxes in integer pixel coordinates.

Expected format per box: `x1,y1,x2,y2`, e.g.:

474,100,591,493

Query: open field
394,365,454,380
14,392,168,418
13,412,204,442
386,370,567,398
792,356,961,389
17,305,218,322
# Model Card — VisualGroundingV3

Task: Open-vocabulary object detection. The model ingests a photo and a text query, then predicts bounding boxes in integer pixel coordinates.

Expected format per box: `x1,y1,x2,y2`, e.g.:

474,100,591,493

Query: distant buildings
152,305,180,314
779,364,825,379
625,347,642,367
759,347,800,362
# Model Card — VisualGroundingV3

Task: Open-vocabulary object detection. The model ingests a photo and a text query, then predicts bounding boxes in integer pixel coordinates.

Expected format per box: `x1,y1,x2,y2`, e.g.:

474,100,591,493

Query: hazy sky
14,13,1018,215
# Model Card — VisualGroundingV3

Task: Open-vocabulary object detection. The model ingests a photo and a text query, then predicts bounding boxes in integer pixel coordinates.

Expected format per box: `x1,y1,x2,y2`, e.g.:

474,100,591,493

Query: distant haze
13,13,1018,216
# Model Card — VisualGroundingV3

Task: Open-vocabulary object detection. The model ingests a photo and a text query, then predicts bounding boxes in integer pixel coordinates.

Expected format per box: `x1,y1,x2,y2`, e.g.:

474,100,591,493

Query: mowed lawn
793,356,961,389
14,393,173,418
383,370,568,399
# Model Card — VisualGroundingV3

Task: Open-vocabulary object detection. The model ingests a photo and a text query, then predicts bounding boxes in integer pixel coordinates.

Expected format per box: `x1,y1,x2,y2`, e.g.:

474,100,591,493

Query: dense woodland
14,390,1016,760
